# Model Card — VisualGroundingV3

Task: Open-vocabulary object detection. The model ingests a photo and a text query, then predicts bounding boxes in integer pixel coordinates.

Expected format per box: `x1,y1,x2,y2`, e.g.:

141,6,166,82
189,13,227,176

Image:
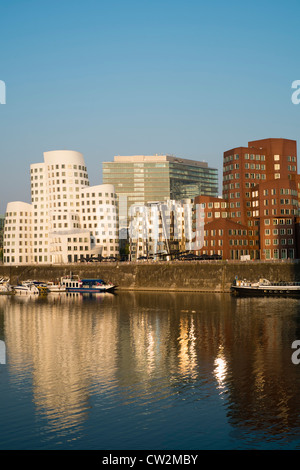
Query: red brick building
193,138,300,260
193,195,259,260
252,178,300,259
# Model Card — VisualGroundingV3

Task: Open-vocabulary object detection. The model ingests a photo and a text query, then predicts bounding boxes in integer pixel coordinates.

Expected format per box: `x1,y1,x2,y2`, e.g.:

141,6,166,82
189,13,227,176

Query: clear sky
1,0,300,213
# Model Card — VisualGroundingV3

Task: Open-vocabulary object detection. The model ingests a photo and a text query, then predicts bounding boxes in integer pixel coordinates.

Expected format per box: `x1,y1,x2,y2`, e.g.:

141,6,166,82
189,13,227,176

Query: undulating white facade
128,199,194,260
3,151,119,265
3,201,33,264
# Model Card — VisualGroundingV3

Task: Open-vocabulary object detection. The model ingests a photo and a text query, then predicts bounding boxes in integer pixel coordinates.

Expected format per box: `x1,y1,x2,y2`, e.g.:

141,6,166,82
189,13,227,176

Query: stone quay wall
1,261,300,293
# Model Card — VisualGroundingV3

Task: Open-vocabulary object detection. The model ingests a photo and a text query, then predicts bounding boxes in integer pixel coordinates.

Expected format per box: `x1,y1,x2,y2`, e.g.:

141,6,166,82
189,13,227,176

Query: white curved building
3,201,33,264
3,151,119,265
80,184,119,259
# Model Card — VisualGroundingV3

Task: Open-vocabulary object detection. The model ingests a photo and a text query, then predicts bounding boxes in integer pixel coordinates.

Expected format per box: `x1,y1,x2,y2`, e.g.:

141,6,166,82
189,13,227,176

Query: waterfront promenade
1,260,300,293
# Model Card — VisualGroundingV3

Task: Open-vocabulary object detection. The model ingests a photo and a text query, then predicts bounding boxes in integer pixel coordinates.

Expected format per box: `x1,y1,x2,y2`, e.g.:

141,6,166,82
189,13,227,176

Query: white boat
231,278,300,297
47,282,66,293
0,278,13,294
31,281,49,294
61,275,116,293
13,281,40,295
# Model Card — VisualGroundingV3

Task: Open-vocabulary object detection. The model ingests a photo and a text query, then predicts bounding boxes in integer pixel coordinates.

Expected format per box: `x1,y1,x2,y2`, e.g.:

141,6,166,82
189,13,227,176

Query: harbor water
1,290,300,450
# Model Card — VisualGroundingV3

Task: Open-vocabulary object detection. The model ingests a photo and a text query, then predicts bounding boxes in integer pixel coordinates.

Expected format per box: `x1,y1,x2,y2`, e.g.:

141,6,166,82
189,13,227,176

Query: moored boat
0,278,14,295
46,282,66,293
231,278,300,297
13,281,40,295
31,281,49,294
61,275,116,293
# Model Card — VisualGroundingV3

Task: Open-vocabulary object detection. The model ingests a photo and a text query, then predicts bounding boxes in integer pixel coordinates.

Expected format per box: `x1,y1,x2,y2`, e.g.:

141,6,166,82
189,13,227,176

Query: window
281,249,287,259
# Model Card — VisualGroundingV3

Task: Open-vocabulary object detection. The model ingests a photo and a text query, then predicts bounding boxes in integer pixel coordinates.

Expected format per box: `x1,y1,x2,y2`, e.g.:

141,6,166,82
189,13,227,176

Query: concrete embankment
1,261,300,293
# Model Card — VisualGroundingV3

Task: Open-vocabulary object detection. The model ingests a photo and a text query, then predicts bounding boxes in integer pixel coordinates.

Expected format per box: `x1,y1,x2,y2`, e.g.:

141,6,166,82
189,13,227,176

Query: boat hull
0,279,13,294
14,288,39,295
231,286,300,297
47,287,66,293
65,286,115,293
0,286,13,294
0,290,14,295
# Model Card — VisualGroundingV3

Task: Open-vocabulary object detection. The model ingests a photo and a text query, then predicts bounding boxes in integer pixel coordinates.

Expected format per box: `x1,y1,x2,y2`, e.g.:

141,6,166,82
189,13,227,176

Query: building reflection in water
178,317,198,380
214,345,228,396
1,292,300,443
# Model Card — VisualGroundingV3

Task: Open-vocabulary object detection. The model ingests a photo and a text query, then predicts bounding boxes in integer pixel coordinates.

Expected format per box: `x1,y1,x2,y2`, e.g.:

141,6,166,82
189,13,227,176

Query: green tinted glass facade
102,156,218,210
169,162,218,200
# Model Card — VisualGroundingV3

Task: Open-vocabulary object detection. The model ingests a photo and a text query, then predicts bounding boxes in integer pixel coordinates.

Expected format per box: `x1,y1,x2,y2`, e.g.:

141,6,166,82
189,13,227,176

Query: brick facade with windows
193,138,299,260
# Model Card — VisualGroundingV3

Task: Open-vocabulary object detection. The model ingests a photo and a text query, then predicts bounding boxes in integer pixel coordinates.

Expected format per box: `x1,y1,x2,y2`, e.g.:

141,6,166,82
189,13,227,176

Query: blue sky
1,0,300,213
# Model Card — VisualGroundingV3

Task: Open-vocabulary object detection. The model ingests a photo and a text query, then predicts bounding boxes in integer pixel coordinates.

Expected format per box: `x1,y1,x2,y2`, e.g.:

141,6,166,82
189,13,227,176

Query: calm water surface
1,291,300,450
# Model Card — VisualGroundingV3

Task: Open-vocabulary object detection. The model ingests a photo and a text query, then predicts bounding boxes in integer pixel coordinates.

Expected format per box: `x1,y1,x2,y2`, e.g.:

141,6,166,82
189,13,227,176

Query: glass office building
102,155,218,211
